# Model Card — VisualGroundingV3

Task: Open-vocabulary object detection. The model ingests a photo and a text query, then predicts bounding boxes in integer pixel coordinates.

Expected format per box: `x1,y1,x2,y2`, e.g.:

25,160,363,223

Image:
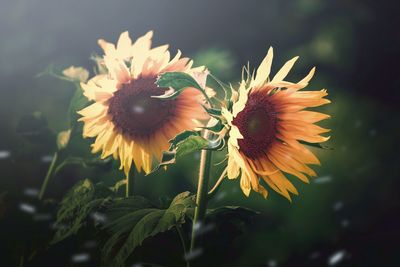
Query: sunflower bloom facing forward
78,31,209,175
221,47,330,201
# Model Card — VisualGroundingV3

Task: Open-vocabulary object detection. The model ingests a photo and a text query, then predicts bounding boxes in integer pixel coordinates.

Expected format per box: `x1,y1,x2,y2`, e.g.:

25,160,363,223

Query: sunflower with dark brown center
221,47,330,200
78,31,209,174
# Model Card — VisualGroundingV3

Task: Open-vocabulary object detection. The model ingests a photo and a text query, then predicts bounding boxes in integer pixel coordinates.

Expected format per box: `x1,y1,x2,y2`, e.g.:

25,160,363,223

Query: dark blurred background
0,0,399,266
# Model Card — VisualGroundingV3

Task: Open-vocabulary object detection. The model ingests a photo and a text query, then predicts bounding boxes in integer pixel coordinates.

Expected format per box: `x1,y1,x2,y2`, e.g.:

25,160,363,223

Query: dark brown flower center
232,91,277,159
108,76,177,139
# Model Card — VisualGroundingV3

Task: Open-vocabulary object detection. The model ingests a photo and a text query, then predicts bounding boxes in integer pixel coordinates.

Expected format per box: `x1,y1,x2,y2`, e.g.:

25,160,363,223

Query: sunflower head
221,47,330,201
78,31,209,175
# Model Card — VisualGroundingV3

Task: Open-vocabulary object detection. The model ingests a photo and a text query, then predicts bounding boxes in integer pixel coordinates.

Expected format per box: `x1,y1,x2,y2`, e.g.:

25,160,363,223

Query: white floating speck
0,150,10,159
23,188,39,197
333,201,343,211
19,203,36,214
192,221,215,237
328,250,346,266
268,259,277,267
184,248,203,261
41,155,53,163
132,105,145,114
91,212,107,224
314,175,332,184
71,253,90,263
341,220,350,228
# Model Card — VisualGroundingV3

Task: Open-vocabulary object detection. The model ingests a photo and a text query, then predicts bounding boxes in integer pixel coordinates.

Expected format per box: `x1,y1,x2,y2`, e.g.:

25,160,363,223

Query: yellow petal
116,31,132,59
271,56,299,83
252,47,273,87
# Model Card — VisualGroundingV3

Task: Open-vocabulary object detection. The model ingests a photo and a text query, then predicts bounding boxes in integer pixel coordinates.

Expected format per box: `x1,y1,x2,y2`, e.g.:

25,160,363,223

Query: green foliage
153,131,209,172
102,192,195,267
156,72,203,93
51,179,113,244
153,130,226,172
155,72,213,107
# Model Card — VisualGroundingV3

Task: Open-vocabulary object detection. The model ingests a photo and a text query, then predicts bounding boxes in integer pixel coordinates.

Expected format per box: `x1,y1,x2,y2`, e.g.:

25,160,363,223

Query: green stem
176,226,189,267
125,168,135,197
38,152,59,200
190,131,213,252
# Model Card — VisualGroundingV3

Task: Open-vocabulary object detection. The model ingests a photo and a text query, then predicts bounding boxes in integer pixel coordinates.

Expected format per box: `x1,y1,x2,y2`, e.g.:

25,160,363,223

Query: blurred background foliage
0,0,399,266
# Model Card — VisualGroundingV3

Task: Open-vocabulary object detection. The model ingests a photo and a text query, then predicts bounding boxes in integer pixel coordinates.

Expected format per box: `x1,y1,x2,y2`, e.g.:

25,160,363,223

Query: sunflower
221,47,330,200
78,31,209,175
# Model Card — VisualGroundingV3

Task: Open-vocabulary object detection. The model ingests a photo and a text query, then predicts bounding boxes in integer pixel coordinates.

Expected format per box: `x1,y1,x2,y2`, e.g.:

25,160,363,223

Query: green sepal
201,119,225,133
202,105,222,117
299,140,332,150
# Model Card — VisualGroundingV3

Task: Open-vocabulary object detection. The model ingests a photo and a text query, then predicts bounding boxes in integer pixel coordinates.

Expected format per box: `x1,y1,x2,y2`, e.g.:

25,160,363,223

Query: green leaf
51,179,113,244
157,72,203,91
152,134,209,172
168,130,201,149
102,192,195,267
175,135,209,158
154,72,206,100
299,140,332,150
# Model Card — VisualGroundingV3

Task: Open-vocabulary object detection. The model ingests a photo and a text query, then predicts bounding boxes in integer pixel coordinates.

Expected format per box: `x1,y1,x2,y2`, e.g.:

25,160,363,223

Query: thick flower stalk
221,47,330,200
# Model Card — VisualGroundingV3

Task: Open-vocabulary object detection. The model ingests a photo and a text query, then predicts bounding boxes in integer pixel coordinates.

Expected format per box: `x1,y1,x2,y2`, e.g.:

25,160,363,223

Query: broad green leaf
102,192,195,267
51,179,113,244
